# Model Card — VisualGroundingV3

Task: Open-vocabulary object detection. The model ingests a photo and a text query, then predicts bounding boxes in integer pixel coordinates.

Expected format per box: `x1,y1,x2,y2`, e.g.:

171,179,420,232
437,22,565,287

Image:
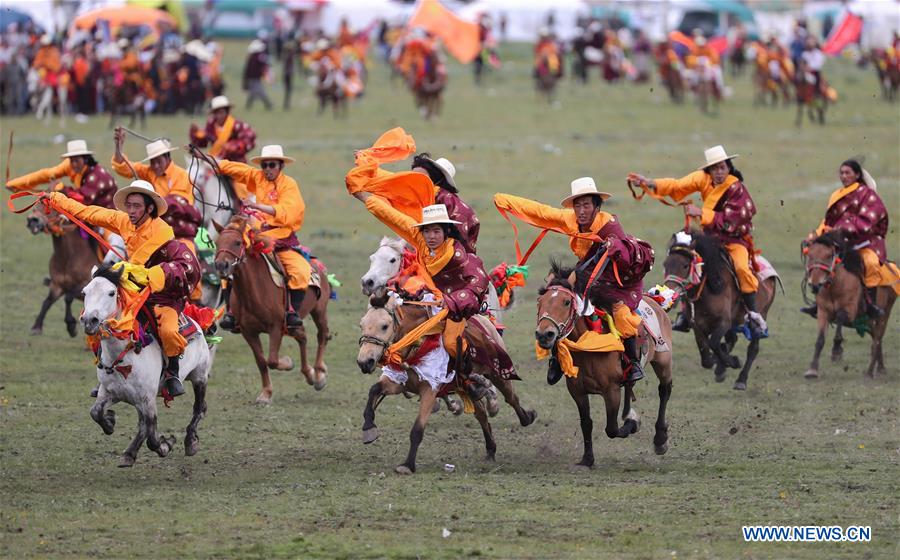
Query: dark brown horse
868,48,899,102
535,263,673,468
803,231,896,379
357,289,536,474
663,231,777,390
213,216,329,404
26,208,100,336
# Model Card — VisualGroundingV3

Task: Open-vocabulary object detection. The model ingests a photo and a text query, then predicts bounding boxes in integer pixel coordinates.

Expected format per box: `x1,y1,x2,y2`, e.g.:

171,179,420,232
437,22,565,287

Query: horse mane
379,236,406,255
92,261,124,287
538,258,575,294
813,230,864,276
691,233,727,294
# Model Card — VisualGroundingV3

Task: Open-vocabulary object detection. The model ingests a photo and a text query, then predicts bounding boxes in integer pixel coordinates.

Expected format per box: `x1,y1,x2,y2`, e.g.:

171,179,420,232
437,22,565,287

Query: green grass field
1,41,898,559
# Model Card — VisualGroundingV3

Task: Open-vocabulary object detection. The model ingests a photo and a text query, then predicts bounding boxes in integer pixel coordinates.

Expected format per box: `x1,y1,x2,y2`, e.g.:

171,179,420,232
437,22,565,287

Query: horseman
800,37,826,96
214,145,309,331
687,34,724,93
110,128,201,257
628,145,768,338
410,154,479,254
31,34,61,88
7,140,124,262
494,178,654,385
534,28,562,79
189,95,257,199
42,180,201,398
801,160,900,318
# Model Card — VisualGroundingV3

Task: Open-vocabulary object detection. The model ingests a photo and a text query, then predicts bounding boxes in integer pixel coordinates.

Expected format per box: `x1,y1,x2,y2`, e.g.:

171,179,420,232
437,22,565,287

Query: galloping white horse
361,236,502,320
83,265,212,467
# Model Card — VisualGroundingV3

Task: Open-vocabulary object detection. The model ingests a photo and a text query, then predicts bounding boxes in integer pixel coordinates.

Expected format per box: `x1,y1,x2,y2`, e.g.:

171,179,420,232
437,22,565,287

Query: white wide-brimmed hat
60,139,93,158
140,139,179,162
414,204,462,227
698,145,738,170
561,177,612,208
209,95,231,112
113,180,167,216
248,39,266,54
862,169,877,191
249,144,295,165
419,156,456,189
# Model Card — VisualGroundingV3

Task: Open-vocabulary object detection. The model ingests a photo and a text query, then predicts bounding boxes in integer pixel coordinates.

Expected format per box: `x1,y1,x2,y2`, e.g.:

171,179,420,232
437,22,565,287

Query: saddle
261,247,322,293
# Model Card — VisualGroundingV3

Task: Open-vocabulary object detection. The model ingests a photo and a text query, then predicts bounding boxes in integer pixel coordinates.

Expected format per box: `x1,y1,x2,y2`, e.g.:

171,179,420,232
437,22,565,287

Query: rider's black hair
703,158,744,182
840,159,864,184
411,152,459,193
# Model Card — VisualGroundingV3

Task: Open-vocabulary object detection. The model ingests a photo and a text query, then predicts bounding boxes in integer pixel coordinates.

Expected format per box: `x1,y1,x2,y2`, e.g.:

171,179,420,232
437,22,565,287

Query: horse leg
710,325,740,381
621,383,633,420
31,285,63,335
63,293,78,338
733,336,759,391
567,385,595,468
310,306,329,391
268,327,294,371
654,380,673,455
184,376,207,457
362,377,404,444
290,323,315,386
473,400,497,461
723,330,738,355
395,384,437,475
866,308,890,377
118,406,147,468
242,331,273,404
694,328,715,369
90,391,116,435
831,312,846,362
805,313,829,379
492,377,536,427
604,385,638,439
144,403,176,460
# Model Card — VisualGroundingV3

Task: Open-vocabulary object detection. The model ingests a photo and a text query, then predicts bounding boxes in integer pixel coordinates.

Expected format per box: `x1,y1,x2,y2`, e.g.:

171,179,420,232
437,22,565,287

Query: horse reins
664,245,707,301
537,285,579,341
358,305,402,361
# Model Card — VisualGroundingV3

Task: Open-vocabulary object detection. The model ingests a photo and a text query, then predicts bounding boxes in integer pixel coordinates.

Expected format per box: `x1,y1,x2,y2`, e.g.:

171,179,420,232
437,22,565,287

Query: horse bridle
537,285,579,342
664,245,704,300
215,230,247,271
358,305,402,362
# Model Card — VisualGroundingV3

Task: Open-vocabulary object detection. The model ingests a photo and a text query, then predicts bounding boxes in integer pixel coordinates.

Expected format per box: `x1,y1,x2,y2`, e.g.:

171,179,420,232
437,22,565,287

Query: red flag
408,0,480,64
823,12,863,56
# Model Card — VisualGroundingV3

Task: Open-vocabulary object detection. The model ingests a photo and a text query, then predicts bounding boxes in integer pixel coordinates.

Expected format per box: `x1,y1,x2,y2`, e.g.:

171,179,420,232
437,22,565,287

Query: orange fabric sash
421,241,455,278
535,330,624,378
384,308,448,366
826,182,859,210
701,174,739,215
209,115,235,158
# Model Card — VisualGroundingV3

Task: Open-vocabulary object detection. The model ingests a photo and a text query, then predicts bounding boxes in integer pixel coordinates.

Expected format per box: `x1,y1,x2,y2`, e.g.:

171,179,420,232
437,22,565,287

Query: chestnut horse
663,231,777,390
26,208,100,336
802,231,896,379
213,216,329,403
357,289,536,474
535,263,673,468
411,51,446,120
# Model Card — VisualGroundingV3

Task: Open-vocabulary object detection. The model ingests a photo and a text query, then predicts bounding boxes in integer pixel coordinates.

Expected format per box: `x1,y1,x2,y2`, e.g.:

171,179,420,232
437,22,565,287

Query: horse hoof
66,323,78,338
700,356,715,369
394,465,414,475
313,373,327,392
521,410,538,427
431,400,441,414
362,427,379,444
118,455,135,468
654,442,669,455
277,357,294,371
627,409,641,434
733,382,747,391
714,372,727,383
803,369,819,380
485,451,496,462
185,437,199,456
255,395,272,405
574,461,593,471
30,327,42,336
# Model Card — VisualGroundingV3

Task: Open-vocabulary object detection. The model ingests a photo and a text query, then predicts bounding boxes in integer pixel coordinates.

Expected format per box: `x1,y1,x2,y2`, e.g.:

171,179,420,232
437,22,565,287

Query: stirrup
164,374,185,397
622,362,645,385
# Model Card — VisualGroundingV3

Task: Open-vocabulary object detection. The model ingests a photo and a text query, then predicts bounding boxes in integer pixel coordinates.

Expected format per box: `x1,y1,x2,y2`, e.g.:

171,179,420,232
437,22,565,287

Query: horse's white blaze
361,236,407,293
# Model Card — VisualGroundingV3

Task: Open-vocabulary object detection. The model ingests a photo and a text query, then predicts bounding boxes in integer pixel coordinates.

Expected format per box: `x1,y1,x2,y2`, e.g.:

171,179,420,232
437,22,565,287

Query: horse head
535,260,578,350
662,230,699,297
357,287,401,373
26,208,48,235
212,216,250,278
806,230,861,294
361,236,407,295
81,264,123,335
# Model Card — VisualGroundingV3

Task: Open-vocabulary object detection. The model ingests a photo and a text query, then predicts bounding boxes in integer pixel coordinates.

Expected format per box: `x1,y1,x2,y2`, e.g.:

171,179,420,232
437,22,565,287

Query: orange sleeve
6,160,70,191
165,166,195,203
365,195,424,252
111,156,152,182
654,170,708,202
493,193,570,231
49,192,130,235
218,160,260,193
269,177,304,233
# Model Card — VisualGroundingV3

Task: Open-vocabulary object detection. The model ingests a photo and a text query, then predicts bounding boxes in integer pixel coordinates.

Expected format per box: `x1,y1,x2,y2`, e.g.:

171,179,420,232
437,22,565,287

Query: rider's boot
163,356,185,397
741,292,769,338
218,284,238,332
622,336,645,384
799,303,818,318
286,289,306,327
671,312,691,332
547,346,564,386
865,287,885,318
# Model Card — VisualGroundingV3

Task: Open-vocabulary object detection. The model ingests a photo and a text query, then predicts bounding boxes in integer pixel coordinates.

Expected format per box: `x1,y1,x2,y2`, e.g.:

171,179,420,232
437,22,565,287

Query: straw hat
862,169,877,191
247,39,266,54
698,145,738,170
414,204,462,227
561,177,612,208
113,180,167,216
209,95,231,112
140,139,179,162
249,145,295,165
60,139,93,158
420,156,456,189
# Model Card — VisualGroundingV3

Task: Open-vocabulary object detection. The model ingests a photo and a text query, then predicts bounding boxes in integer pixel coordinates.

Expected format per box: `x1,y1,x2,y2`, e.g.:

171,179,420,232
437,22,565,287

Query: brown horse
213,216,329,404
26,208,100,336
411,51,445,120
794,60,828,126
663,231,777,390
803,231,896,379
534,54,561,103
357,289,536,474
315,62,347,118
535,263,674,468
869,48,899,102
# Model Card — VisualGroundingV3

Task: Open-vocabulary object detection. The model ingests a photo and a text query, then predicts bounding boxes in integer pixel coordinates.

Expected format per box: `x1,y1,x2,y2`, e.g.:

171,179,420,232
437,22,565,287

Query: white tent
457,0,591,42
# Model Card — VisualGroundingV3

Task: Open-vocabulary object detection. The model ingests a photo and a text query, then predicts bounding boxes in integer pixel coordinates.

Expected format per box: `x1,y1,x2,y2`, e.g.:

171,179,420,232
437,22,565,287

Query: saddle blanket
637,299,670,354
754,255,779,283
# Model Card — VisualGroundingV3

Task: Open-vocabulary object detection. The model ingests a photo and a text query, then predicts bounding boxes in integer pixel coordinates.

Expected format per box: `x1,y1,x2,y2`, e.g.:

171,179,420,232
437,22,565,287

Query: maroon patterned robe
430,240,490,317
190,117,257,163
436,189,480,254
822,183,889,262
576,217,655,311
145,239,202,311
61,164,117,209
162,195,202,241
704,180,757,249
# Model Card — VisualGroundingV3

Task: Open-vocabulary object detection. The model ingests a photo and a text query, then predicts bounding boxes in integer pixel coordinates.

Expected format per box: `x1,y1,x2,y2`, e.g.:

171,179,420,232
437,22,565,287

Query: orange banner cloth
71,6,177,36
408,0,480,64
345,127,435,221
